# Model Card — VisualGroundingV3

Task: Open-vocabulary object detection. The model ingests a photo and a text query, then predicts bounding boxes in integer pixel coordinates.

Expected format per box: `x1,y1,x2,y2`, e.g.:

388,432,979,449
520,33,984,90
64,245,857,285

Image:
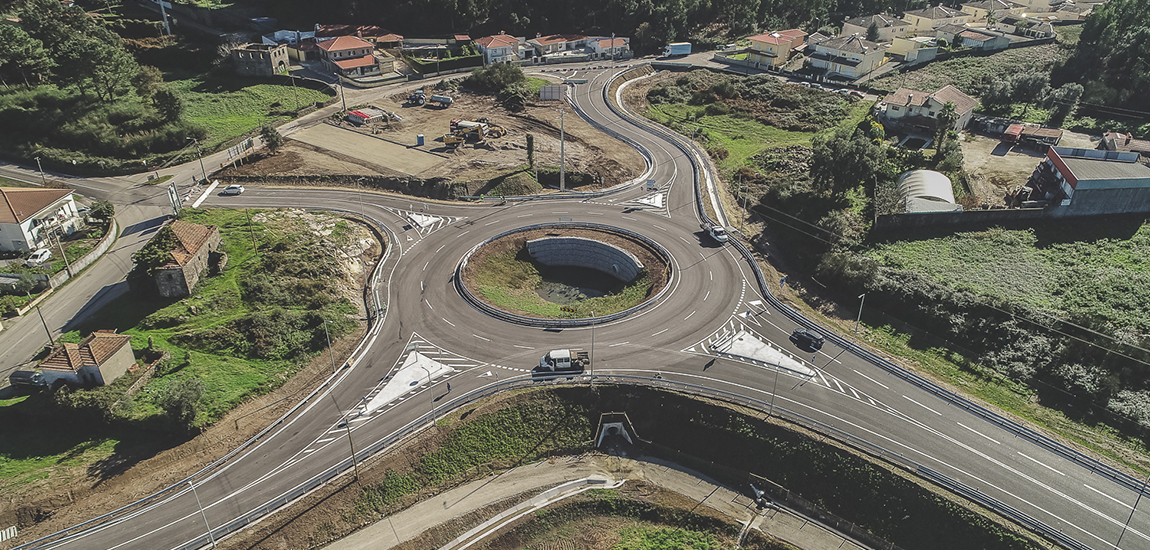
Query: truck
538,349,589,372
700,222,728,243
429,94,454,107
662,42,692,57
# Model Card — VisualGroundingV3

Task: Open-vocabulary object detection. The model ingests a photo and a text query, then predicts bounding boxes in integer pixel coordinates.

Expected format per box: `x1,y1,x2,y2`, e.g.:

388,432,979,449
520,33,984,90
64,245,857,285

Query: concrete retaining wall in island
527,236,643,282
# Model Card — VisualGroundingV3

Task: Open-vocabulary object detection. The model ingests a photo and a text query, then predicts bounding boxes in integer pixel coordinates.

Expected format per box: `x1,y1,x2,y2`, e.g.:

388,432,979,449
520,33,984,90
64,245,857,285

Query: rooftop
40,330,132,373
816,34,882,54
315,24,389,38
317,35,374,51
598,38,628,47
904,4,967,19
961,0,1025,10
163,220,217,268
1055,148,1150,182
844,14,910,28
746,28,807,45
0,188,73,225
883,85,978,114
476,34,520,48
334,55,378,69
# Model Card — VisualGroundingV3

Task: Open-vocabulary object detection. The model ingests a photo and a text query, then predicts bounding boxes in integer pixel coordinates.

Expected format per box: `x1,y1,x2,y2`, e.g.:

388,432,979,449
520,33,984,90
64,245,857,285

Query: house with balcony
882,85,978,132
955,27,1011,50
809,34,886,79
745,29,807,68
475,32,526,64
526,34,590,58
589,37,631,59
0,188,79,253
841,14,911,43
902,4,972,32
317,35,390,77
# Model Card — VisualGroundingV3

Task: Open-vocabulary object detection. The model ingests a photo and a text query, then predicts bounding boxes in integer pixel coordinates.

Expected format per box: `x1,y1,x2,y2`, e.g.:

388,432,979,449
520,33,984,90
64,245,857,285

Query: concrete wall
97,343,136,385
156,226,221,298
232,44,289,77
48,218,118,289
526,236,644,282
876,194,1150,230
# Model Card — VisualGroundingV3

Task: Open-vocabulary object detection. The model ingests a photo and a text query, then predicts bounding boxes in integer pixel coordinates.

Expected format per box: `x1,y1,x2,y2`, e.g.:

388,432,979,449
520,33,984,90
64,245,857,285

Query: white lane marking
435,245,445,253
684,311,695,320
442,318,455,327
609,341,629,347
902,395,942,416
852,369,889,389
459,230,470,236
473,334,490,341
680,236,689,243
553,211,568,214
956,422,1000,445
1084,484,1134,510
704,290,710,301
652,328,669,336
652,224,667,231
587,212,604,215
317,437,335,443
848,386,860,399
622,216,637,221
513,344,535,349
709,271,712,280
832,378,845,393
1017,452,1065,476
485,220,500,225
517,214,532,218
192,180,221,208
423,261,429,271
421,280,424,291
303,449,315,454
425,300,434,310
816,370,829,386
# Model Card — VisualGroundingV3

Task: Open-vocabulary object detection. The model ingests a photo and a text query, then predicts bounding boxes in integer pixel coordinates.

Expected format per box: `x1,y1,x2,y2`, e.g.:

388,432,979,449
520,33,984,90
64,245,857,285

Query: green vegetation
472,247,654,317
0,208,363,490
867,44,1062,97
1054,0,1150,110
613,527,722,549
169,74,331,150
464,63,532,110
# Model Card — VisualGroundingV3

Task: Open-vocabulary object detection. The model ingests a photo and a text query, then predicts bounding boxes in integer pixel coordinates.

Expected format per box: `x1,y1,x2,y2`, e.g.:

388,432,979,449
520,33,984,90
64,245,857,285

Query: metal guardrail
602,65,1112,550
454,222,673,328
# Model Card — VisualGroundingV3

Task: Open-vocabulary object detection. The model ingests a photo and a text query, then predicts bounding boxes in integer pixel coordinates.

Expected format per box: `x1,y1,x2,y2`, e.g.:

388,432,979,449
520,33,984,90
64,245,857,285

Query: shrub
465,63,526,94
160,376,204,428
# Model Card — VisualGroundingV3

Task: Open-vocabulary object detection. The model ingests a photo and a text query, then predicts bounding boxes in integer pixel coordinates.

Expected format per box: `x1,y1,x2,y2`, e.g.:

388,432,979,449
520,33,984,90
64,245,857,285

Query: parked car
849,90,866,99
799,81,811,88
25,248,52,267
790,328,824,351
221,185,245,196
835,88,851,96
77,206,91,215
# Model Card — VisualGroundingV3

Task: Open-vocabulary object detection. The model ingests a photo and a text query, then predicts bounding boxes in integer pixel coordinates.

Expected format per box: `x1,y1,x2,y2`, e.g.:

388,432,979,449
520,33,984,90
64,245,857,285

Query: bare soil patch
219,88,645,194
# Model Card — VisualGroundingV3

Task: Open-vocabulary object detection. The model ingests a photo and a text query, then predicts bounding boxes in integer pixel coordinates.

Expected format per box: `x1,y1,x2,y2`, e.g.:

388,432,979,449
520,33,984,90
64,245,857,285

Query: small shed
347,108,386,125
898,170,963,213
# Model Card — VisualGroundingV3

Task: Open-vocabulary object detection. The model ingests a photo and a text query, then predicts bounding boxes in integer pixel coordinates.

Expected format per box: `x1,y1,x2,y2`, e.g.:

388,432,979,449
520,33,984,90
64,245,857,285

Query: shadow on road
120,215,169,237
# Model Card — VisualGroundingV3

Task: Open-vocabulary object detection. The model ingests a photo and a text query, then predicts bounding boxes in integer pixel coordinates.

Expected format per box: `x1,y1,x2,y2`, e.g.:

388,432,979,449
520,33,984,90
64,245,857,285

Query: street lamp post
335,73,347,112
186,137,208,184
589,311,595,387
1115,471,1150,549
356,177,367,218
188,481,217,549
556,106,566,191
329,393,361,480
34,157,46,186
323,319,337,373
768,364,781,417
853,293,866,337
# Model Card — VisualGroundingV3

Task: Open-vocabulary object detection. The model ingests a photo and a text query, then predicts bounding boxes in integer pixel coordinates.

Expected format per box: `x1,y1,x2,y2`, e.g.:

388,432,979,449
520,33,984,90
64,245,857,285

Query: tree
1043,82,1084,125
1011,71,1050,116
260,125,284,154
934,101,958,161
979,77,1012,110
866,21,880,43
160,376,204,428
810,126,884,194
720,0,761,34
526,133,535,170
90,200,115,220
153,88,183,121
133,65,164,99
131,225,178,276
0,25,53,87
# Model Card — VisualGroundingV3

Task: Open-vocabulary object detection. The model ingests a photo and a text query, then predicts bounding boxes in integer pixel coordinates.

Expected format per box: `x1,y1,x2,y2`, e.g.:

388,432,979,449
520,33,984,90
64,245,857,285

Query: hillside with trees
1054,0,1150,112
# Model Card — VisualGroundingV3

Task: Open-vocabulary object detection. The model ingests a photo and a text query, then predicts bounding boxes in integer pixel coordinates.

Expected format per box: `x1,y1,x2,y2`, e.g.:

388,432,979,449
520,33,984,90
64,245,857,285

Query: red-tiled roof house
152,219,221,298
39,330,135,387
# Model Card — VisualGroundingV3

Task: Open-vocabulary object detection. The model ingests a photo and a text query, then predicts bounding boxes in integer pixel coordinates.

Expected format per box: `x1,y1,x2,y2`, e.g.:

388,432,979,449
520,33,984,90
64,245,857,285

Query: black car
790,328,824,351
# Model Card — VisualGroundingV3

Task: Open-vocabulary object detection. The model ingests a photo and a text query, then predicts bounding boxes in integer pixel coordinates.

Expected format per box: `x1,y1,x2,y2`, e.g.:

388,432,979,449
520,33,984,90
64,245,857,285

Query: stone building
153,220,221,298
231,43,289,77
39,330,135,387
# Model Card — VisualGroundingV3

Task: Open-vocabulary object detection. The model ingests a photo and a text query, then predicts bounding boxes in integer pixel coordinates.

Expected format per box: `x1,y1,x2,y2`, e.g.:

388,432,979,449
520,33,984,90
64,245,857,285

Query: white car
221,185,245,196
25,248,52,267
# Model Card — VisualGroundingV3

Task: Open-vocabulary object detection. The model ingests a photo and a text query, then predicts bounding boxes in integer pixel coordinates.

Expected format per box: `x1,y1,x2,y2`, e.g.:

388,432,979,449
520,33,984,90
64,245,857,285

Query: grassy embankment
0,208,359,492
309,388,1044,550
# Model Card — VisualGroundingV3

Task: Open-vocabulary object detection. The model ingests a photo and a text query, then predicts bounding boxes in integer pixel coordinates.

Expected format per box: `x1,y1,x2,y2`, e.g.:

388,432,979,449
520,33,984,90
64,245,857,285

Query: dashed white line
851,369,889,389
684,311,695,320
435,245,445,253
485,220,500,225
442,318,455,327
1083,484,1134,510
553,211,569,214
459,230,470,236
1018,452,1065,476
703,290,710,301
902,395,942,416
423,261,429,271
609,341,629,347
425,300,434,310
848,386,860,399
517,214,532,218
652,328,669,336
957,422,1000,445
513,344,535,349
831,378,845,393
317,437,335,443
652,224,667,231
473,334,491,341
622,216,637,221
421,280,424,291
587,212,604,215
709,271,712,280
680,236,689,243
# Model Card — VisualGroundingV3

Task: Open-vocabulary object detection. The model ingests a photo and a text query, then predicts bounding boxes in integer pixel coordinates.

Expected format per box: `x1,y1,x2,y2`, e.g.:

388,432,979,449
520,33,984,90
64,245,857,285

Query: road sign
540,84,564,101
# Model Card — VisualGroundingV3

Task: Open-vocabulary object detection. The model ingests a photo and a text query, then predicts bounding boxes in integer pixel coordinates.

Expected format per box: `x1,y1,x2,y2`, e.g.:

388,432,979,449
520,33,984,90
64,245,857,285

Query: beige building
475,33,526,64
810,35,886,79
745,29,807,68
317,35,390,77
961,0,1026,22
883,85,979,132
841,14,911,42
902,4,972,32
39,330,135,387
152,220,221,299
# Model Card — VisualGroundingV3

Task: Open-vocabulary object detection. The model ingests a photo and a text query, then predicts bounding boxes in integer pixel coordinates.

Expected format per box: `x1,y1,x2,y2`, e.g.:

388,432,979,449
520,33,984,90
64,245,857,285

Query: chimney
1128,133,1134,145
907,93,913,106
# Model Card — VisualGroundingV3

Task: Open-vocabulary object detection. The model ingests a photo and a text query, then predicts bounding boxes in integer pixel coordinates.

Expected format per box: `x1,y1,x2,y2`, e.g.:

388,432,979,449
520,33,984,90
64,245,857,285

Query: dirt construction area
961,130,1097,205
225,87,645,189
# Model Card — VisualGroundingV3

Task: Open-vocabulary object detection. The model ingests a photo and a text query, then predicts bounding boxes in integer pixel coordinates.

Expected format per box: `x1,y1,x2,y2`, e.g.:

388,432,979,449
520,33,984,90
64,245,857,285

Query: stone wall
526,236,643,282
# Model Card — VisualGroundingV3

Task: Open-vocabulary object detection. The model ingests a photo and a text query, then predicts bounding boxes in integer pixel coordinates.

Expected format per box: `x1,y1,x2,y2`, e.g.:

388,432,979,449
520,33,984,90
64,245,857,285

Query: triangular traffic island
407,212,440,228
364,351,456,413
711,329,815,377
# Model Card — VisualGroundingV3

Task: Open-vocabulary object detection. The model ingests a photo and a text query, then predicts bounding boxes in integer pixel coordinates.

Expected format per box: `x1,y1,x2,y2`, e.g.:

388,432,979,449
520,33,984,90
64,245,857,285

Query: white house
526,34,590,57
809,35,886,79
589,37,630,59
841,14,912,42
883,85,979,131
475,33,526,64
902,4,972,32
0,188,79,253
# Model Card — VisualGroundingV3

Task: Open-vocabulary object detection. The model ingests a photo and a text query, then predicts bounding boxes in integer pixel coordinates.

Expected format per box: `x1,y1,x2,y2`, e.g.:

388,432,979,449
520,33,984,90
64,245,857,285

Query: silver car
221,185,245,196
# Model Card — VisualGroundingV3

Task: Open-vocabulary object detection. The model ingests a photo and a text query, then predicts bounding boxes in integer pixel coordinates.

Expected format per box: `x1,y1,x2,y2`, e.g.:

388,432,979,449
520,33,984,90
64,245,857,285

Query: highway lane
12,64,1150,550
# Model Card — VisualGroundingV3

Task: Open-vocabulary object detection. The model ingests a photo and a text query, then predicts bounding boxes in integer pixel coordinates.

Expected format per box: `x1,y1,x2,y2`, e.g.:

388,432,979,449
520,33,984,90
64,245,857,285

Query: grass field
867,44,1061,96
170,74,332,149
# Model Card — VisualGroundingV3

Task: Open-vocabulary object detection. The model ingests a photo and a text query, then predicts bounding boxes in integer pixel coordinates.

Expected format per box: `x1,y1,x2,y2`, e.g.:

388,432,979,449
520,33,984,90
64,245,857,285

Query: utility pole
589,311,595,388
51,229,73,277
336,73,347,112
188,481,217,548
34,157,46,186
330,394,361,480
186,138,207,184
854,293,866,336
324,319,337,373
34,301,53,346
557,106,566,191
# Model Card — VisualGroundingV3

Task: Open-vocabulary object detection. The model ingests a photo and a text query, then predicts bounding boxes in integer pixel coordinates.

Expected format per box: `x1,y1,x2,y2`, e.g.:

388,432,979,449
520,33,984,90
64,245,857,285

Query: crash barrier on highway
165,374,1065,550
455,222,672,328
601,66,1115,549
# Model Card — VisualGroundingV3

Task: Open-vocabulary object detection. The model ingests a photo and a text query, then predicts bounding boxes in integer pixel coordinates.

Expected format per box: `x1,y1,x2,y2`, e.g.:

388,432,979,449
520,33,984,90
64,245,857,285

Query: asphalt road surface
4,63,1147,550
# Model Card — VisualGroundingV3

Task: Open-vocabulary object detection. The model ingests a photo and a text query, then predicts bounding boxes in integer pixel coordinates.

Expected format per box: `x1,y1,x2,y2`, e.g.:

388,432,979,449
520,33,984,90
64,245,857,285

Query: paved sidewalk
323,454,873,550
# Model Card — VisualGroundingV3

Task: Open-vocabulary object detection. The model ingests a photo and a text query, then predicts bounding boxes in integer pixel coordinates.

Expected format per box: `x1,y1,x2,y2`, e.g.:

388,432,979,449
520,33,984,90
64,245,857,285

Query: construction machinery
407,90,427,106
442,121,507,147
